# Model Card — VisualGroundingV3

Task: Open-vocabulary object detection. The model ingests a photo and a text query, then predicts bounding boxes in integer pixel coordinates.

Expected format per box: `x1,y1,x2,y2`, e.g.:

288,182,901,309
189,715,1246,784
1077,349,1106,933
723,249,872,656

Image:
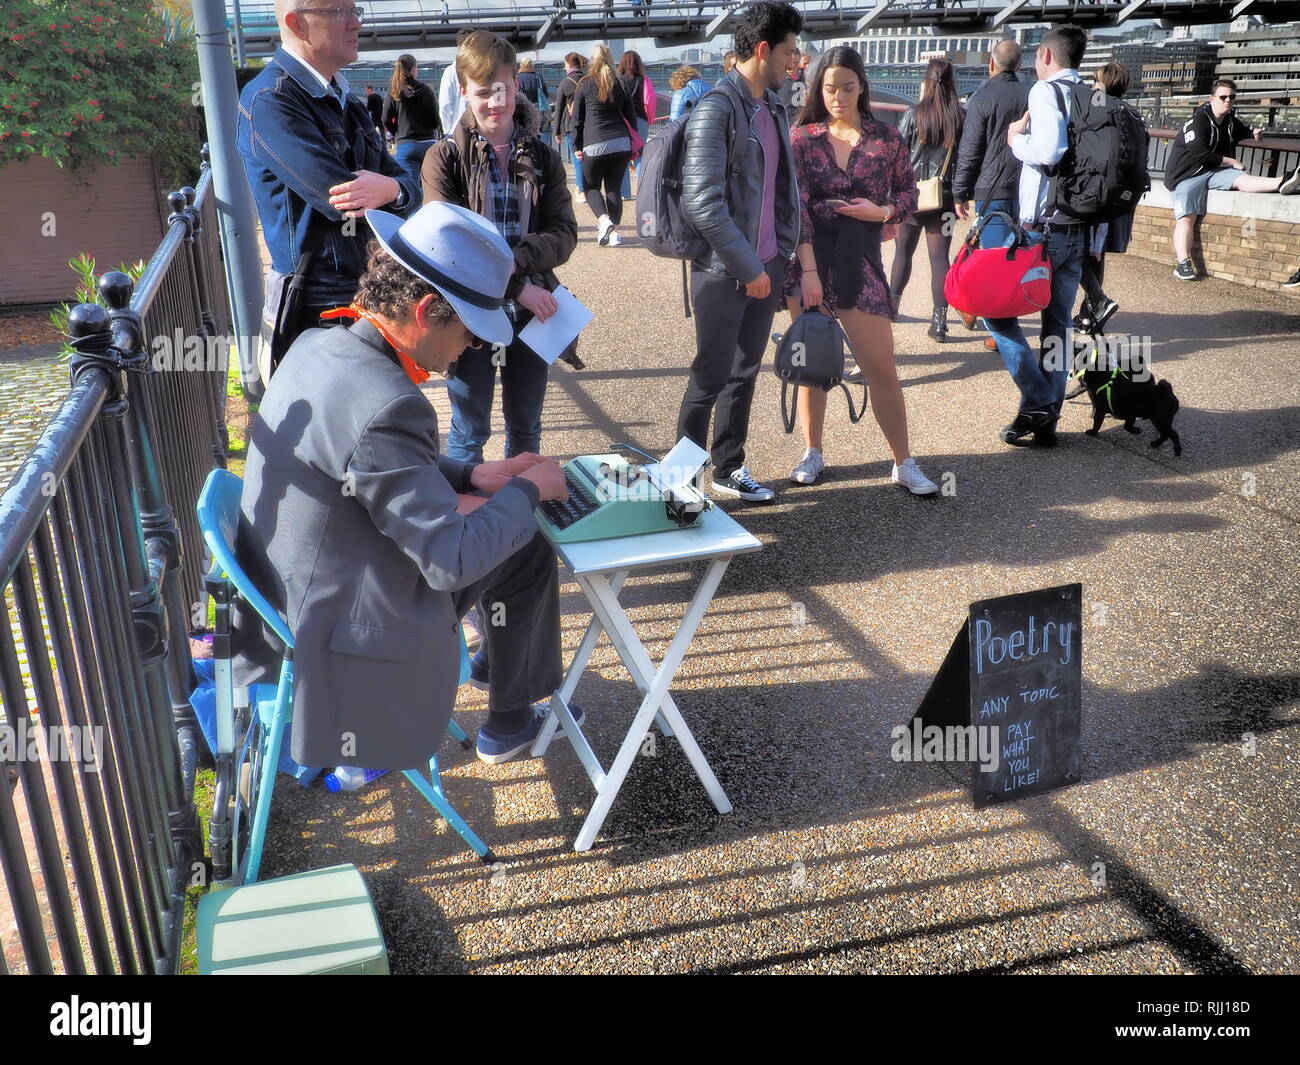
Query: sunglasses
1216,94,1236,101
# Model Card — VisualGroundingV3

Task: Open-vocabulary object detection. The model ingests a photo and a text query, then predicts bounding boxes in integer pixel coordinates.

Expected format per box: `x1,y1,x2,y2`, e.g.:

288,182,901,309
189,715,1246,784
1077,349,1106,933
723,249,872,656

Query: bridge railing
1146,130,1299,182
0,154,228,975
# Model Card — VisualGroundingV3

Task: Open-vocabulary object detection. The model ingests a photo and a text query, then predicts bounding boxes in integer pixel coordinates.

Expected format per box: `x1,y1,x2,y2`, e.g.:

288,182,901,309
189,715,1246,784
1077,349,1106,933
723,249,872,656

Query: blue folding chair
196,468,494,889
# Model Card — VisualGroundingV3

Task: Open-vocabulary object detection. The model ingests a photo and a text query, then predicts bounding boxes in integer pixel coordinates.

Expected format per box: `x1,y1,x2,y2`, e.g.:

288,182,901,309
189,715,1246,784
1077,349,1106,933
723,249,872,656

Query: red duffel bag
944,210,1052,319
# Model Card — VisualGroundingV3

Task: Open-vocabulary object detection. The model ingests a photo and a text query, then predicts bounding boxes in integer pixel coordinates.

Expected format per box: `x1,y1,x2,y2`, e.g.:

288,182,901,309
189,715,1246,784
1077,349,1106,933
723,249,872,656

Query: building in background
1216,23,1300,106
1136,39,1221,99
825,23,1051,101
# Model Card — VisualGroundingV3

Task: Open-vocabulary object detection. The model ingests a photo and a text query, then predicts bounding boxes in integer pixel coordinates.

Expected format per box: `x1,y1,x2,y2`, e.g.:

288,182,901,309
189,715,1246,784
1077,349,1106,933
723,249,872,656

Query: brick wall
0,155,166,306
1124,188,1300,297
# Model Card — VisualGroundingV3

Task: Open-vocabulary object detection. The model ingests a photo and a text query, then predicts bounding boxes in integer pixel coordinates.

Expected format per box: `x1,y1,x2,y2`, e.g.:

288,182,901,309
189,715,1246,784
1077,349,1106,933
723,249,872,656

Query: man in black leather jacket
677,1,802,503
952,40,1028,227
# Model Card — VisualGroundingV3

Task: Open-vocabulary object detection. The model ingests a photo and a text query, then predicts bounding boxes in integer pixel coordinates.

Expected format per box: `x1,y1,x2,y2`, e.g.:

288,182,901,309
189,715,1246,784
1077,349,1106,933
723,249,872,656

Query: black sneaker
1032,415,1059,448
1173,259,1197,282
1280,165,1300,195
711,466,776,502
1092,296,1119,331
1284,267,1300,288
1000,410,1055,448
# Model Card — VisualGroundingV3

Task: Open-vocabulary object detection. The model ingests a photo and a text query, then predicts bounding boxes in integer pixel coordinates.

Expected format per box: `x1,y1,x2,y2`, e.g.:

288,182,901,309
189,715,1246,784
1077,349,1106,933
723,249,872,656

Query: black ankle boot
928,306,948,342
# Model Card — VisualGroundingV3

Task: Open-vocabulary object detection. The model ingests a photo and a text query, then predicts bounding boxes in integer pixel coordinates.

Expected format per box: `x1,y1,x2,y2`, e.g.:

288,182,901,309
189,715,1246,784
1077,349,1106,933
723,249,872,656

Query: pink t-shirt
751,102,780,263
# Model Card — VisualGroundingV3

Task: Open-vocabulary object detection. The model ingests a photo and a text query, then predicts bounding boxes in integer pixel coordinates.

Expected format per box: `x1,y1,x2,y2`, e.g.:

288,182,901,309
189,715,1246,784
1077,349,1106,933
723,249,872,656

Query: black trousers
452,530,562,730
676,258,783,480
581,151,632,225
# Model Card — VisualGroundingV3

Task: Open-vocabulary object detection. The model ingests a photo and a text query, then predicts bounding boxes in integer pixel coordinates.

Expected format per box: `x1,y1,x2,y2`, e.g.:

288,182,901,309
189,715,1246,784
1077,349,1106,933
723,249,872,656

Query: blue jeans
620,118,648,198
394,139,437,205
446,339,550,463
980,201,1085,416
565,134,585,192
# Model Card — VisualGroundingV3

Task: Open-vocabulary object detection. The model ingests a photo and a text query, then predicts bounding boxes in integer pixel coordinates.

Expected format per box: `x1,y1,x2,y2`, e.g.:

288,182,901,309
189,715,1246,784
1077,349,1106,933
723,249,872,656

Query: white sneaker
790,447,825,484
607,228,623,247
891,457,939,496
596,215,612,246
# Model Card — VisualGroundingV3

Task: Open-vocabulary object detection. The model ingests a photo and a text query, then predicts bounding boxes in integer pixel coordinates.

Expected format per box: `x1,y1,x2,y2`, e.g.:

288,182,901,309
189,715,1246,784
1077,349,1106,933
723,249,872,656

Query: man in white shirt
984,24,1089,449
439,31,472,134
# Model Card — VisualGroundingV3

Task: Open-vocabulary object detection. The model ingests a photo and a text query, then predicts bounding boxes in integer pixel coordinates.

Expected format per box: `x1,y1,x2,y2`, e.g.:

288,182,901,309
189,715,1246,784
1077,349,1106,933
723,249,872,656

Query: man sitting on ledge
234,202,580,769
1164,77,1300,282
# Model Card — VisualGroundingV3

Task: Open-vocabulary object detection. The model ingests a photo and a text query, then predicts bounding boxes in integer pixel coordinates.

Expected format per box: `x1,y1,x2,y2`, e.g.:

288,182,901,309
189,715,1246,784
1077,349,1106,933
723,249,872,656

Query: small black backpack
1048,82,1150,224
772,308,866,434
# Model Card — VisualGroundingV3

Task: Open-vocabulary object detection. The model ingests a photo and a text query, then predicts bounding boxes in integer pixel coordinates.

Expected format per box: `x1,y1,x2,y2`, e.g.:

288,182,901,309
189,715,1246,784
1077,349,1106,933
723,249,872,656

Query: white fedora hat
365,202,514,347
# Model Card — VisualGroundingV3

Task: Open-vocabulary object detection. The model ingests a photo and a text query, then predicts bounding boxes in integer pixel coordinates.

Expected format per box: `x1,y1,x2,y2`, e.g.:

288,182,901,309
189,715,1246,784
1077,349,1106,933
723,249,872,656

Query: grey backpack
772,308,866,433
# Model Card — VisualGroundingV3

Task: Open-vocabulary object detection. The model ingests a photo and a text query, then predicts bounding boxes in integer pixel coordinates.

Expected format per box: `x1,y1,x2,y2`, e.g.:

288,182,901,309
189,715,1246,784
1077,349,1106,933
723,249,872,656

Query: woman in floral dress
782,46,937,495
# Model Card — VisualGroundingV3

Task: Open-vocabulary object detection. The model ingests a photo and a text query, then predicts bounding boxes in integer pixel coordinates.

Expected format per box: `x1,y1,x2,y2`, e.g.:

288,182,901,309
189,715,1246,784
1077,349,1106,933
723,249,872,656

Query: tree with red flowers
0,0,199,184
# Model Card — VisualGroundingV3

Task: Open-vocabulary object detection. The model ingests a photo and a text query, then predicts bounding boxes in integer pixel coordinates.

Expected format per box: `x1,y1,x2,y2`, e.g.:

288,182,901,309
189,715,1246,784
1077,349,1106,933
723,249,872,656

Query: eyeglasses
1216,94,1236,101
295,5,365,24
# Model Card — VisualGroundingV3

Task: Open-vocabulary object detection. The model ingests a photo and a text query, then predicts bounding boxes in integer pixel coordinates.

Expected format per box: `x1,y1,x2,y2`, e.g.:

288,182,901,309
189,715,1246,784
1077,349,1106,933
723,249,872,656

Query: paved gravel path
259,186,1300,974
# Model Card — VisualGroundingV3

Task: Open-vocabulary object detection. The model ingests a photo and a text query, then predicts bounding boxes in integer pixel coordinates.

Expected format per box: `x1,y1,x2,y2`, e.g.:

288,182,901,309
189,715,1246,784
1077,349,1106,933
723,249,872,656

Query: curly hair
670,65,700,91
354,242,457,324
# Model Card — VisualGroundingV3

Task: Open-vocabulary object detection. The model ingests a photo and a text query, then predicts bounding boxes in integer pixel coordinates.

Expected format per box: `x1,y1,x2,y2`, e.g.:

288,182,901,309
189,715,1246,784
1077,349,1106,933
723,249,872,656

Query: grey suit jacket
233,320,542,769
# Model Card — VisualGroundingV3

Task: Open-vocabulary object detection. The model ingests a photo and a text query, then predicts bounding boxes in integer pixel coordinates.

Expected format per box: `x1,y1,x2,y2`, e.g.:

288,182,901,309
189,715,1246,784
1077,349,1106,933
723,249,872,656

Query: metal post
191,0,265,397
231,0,249,66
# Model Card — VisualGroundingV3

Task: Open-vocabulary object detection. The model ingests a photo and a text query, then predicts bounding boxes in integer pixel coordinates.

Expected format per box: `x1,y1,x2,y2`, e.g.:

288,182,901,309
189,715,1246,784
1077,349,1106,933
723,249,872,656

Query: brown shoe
984,336,999,351
959,309,978,331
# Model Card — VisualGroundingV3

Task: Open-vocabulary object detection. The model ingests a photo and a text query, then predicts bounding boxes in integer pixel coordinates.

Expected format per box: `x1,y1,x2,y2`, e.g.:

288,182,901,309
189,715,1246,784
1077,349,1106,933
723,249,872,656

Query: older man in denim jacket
237,1,419,365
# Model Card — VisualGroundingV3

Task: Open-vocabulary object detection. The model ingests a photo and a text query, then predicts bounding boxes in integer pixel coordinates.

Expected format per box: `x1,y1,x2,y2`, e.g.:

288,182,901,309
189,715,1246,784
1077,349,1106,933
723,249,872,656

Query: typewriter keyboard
538,468,601,530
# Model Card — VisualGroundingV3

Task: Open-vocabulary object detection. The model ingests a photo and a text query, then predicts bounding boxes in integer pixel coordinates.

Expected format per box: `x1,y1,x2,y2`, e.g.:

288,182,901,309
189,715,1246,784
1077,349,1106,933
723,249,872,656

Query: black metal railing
1146,129,1299,182
0,153,229,975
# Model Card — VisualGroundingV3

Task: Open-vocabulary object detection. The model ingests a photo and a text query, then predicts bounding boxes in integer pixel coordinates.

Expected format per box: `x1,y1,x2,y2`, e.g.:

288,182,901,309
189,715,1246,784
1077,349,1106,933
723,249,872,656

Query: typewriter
535,441,713,544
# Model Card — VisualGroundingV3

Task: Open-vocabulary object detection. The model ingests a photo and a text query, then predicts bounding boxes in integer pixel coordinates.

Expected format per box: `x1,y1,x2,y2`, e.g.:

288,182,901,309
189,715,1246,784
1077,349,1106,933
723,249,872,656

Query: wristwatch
880,204,895,223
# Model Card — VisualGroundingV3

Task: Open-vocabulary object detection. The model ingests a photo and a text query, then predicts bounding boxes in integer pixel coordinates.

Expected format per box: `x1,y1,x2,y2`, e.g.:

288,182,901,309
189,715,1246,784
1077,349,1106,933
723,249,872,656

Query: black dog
1073,339,1182,457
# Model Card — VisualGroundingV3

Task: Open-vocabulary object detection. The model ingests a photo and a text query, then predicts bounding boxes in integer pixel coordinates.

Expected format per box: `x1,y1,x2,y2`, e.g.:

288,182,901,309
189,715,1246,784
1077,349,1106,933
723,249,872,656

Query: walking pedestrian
990,24,1091,448
951,39,1027,350
555,52,587,191
383,55,442,205
890,57,963,342
617,50,656,194
517,58,553,148
780,47,936,494
1075,62,1141,332
571,44,637,247
669,65,711,121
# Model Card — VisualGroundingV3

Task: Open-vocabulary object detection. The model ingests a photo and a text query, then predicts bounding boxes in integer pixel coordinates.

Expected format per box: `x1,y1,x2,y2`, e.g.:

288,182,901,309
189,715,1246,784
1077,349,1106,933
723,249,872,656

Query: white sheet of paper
644,437,709,498
517,286,594,365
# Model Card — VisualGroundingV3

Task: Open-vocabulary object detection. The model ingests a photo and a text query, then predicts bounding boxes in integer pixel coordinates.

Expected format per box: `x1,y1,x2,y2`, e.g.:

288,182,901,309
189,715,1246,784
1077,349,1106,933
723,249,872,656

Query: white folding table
532,506,762,851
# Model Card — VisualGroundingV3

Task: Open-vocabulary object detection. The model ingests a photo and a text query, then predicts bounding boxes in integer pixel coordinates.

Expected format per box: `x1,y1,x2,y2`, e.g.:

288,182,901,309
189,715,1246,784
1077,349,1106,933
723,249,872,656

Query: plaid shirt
482,133,522,319
483,134,522,248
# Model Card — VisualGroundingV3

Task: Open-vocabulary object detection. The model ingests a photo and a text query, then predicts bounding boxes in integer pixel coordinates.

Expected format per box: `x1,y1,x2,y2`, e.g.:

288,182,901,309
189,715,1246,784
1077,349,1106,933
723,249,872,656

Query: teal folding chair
196,468,494,889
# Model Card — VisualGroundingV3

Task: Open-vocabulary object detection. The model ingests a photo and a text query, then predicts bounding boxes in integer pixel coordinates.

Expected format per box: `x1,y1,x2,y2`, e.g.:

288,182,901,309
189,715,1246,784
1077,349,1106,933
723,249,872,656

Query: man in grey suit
235,202,577,769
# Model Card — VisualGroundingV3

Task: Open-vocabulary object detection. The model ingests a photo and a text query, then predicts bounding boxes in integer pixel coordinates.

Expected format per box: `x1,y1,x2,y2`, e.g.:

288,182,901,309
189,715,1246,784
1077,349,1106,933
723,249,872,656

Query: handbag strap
938,139,954,182
294,208,330,278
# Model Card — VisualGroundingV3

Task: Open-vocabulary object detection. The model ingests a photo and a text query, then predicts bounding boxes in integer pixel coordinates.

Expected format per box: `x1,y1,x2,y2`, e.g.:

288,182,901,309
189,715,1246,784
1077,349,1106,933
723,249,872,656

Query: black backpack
772,309,866,433
635,86,748,316
1048,82,1150,224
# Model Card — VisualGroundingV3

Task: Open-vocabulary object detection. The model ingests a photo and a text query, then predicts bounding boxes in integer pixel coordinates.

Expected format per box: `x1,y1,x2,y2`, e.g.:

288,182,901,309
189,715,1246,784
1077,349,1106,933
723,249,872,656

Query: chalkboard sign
910,584,1082,808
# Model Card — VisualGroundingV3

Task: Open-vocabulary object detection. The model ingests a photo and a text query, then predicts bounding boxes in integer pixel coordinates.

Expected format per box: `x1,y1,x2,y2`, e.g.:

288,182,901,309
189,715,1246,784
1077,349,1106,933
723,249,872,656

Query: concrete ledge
1139,184,1300,224
1126,187,1299,295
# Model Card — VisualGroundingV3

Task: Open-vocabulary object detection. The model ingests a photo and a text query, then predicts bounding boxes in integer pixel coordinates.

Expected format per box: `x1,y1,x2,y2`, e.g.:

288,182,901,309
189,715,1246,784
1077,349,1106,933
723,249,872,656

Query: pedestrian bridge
227,0,1300,55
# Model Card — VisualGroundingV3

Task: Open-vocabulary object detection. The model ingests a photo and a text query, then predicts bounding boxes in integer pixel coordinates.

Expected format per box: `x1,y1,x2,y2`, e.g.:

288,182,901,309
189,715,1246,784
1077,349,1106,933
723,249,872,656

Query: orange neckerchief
320,304,430,385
